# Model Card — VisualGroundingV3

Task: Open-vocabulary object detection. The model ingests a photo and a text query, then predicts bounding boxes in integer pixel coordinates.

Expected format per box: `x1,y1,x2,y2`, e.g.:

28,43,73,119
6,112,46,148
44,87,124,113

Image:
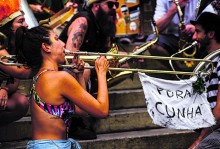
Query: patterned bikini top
30,69,75,129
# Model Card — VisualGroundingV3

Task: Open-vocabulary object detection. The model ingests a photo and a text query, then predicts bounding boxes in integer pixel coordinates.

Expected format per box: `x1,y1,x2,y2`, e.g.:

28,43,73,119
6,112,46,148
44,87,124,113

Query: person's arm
29,4,44,14
188,85,220,149
0,49,32,79
155,0,189,32
5,78,20,94
66,17,88,52
0,78,20,109
64,1,78,10
61,56,109,118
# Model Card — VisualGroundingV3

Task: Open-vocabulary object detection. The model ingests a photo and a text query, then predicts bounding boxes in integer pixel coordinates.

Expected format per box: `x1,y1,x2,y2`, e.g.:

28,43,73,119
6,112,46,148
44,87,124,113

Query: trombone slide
60,65,209,76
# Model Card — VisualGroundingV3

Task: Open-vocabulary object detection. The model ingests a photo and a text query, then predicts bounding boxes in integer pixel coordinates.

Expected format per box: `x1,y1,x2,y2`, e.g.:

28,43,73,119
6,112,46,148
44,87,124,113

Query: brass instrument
0,39,215,77
169,41,198,79
65,43,119,65
193,49,220,73
39,7,77,36
118,18,159,64
0,53,212,76
64,47,213,76
173,0,197,67
65,19,159,66
65,19,158,79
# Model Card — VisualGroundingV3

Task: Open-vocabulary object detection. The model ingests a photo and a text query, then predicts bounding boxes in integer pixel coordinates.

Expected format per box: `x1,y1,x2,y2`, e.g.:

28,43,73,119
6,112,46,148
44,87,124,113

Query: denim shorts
27,138,81,149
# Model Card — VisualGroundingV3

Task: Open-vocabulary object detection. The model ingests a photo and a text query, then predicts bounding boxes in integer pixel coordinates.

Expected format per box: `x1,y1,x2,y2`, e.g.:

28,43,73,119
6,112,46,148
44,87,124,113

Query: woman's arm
61,57,109,118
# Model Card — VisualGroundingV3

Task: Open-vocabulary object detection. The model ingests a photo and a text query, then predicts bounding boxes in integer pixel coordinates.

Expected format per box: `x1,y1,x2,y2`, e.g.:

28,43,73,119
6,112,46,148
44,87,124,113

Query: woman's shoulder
54,70,76,81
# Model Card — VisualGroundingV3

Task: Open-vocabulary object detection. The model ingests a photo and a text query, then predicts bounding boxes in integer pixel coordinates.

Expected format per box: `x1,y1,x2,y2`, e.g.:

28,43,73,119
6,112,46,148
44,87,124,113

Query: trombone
63,48,212,76
0,48,213,76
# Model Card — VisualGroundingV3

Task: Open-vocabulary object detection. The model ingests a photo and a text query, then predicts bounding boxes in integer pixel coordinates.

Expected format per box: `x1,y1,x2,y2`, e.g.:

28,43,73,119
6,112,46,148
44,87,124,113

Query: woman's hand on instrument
0,88,8,110
95,56,109,75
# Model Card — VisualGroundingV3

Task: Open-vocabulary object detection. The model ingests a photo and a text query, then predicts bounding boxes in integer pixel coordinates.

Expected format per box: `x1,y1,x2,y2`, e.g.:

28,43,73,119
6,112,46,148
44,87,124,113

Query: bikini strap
33,69,54,84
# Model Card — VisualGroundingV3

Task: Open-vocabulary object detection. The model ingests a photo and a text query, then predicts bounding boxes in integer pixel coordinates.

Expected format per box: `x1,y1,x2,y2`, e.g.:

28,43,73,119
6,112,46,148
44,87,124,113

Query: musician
188,12,220,149
27,0,78,22
15,25,109,149
59,0,118,139
0,0,30,125
146,0,215,57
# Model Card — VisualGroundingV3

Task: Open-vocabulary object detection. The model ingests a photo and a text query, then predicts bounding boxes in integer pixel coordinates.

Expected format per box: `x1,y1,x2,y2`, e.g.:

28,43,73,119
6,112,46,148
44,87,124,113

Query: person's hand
130,46,144,63
181,24,195,35
178,0,190,8
95,56,109,75
0,88,8,110
71,54,85,74
29,4,43,14
64,2,78,9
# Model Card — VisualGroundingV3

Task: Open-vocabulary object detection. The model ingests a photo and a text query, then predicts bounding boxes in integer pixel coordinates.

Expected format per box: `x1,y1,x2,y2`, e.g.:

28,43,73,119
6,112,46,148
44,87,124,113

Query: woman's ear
42,43,51,53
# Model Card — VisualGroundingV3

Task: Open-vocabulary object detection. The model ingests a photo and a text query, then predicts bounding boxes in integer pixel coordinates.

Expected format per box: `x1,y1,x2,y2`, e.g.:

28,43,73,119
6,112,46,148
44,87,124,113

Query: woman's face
49,32,66,63
11,15,28,33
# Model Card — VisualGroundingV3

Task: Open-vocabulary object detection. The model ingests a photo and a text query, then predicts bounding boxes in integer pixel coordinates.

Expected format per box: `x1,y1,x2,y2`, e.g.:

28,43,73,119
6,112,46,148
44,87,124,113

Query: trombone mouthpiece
64,49,72,54
183,41,198,51
192,41,198,46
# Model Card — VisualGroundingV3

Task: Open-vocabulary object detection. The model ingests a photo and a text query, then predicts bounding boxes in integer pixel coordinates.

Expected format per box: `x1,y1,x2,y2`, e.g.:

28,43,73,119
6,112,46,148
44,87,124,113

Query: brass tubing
0,55,24,66
60,65,210,75
65,50,211,63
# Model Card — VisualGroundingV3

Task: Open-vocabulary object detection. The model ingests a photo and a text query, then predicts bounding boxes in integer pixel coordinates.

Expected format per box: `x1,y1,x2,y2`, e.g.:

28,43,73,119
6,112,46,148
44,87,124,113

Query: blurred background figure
27,0,79,22
0,0,29,126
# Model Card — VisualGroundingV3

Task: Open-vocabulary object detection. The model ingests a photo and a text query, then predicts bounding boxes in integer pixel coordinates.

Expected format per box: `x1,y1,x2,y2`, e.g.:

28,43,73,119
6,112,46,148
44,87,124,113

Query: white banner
138,73,215,130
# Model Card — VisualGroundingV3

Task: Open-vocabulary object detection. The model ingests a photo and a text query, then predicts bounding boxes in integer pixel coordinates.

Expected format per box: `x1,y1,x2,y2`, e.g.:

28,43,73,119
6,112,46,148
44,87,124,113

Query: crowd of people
0,0,220,148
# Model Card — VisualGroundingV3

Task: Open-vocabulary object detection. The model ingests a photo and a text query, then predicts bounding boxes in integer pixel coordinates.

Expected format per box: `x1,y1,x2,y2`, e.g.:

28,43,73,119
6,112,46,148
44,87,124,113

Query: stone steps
0,128,199,149
0,107,160,142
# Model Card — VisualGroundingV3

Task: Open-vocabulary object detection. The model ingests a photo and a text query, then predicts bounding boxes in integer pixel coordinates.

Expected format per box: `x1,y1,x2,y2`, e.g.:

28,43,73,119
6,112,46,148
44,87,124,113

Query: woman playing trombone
15,25,109,148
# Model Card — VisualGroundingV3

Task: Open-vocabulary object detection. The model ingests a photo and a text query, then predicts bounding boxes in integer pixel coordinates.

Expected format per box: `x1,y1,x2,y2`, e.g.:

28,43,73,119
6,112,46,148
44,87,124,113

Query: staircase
0,71,199,149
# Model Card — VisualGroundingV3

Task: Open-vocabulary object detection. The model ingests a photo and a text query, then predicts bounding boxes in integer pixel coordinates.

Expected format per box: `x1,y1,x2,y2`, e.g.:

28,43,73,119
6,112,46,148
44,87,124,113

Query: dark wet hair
15,26,52,70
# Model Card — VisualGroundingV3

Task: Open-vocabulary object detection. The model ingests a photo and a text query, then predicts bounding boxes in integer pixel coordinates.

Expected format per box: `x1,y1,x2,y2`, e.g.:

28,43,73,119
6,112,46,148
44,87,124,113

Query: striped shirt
205,55,220,108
